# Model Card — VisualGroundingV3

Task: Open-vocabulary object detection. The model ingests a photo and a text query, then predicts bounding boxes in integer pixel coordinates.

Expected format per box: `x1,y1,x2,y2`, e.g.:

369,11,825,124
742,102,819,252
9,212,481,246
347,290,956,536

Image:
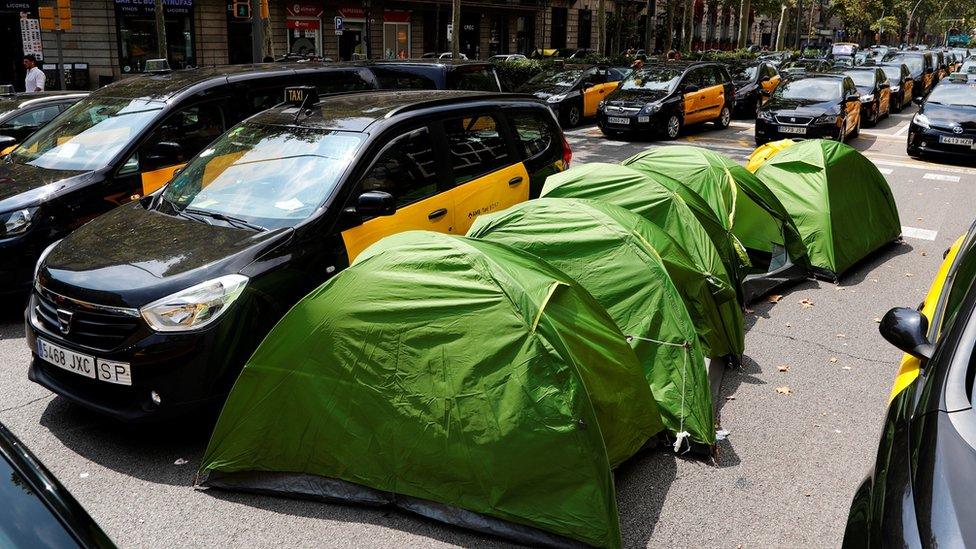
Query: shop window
360,127,439,209
115,0,195,73
443,115,511,186
383,23,410,59
578,9,592,49
551,8,567,49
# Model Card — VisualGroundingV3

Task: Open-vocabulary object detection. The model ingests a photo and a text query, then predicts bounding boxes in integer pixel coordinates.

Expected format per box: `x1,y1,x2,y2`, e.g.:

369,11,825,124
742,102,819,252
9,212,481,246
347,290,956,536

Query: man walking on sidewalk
24,55,45,92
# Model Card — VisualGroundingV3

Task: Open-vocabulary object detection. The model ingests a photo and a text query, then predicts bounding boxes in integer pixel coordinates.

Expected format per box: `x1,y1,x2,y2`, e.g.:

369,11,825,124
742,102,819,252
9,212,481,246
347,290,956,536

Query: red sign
383,9,409,23
338,5,364,19
286,18,319,29
286,1,321,17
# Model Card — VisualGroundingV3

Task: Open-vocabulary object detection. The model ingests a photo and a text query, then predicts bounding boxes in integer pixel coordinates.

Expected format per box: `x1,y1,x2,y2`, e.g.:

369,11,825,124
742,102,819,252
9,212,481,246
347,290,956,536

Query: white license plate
939,135,974,147
607,116,631,125
36,338,132,386
778,126,807,135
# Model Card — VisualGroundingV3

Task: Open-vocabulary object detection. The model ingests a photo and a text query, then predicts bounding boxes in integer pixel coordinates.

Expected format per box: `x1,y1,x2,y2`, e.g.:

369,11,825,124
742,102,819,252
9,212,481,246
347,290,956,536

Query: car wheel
867,104,878,127
565,104,582,128
907,145,920,158
664,114,681,139
716,105,732,128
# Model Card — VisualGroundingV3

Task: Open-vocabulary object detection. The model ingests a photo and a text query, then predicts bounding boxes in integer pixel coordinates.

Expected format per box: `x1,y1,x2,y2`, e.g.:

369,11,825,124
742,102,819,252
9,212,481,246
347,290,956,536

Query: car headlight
34,239,61,279
140,274,249,332
547,94,566,103
913,113,931,129
641,103,662,114
814,114,840,125
757,110,775,122
891,85,900,92
860,94,875,103
598,100,607,110
0,207,38,237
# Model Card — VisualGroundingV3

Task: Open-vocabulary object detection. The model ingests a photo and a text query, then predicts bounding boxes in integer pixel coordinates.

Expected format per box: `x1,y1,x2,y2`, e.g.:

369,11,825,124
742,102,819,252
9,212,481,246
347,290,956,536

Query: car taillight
561,134,572,168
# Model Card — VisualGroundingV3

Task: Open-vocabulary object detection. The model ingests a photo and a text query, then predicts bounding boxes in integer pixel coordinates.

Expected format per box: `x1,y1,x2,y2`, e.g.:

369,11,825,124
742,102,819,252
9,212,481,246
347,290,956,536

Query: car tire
564,103,582,128
866,103,878,127
664,114,681,139
907,145,920,158
715,105,732,129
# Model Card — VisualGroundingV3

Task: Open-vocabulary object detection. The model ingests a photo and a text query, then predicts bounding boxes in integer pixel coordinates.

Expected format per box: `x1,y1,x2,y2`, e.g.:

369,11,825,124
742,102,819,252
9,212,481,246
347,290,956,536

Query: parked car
842,67,892,125
880,63,914,112
518,65,631,127
0,92,86,154
962,55,976,74
0,421,114,547
758,50,795,68
730,60,781,117
0,62,501,297
27,89,571,422
755,73,861,145
885,51,935,97
420,52,469,60
596,61,734,139
843,217,976,548
907,72,976,159
781,58,834,75
489,54,527,62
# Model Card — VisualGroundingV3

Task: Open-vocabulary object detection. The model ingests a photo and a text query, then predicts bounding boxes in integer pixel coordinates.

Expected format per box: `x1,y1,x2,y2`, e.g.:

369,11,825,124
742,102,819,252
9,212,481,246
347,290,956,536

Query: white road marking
894,123,911,137
923,173,961,182
602,140,629,146
868,158,976,176
857,130,906,142
901,226,938,241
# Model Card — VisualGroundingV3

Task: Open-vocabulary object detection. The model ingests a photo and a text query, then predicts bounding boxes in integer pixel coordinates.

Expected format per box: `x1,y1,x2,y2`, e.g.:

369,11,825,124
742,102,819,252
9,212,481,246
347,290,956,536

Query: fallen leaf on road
79,472,89,479
842,366,852,370
836,333,847,338
905,273,914,277
921,252,927,257
805,493,812,497
725,395,736,401
767,294,783,303
174,458,188,466
829,357,838,363
777,365,790,372
835,286,846,291
785,322,792,328
776,386,792,395
873,317,882,323
799,298,814,308
870,278,879,283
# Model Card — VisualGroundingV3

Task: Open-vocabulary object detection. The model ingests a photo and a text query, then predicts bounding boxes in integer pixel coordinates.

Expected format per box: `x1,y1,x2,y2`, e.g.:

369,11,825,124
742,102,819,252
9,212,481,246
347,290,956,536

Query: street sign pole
54,29,64,90
250,0,263,61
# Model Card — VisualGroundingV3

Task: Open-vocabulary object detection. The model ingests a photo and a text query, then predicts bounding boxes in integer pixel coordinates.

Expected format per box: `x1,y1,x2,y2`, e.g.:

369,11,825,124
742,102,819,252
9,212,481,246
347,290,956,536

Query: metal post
54,30,65,90
794,0,802,50
154,0,167,58
451,0,460,59
250,0,263,61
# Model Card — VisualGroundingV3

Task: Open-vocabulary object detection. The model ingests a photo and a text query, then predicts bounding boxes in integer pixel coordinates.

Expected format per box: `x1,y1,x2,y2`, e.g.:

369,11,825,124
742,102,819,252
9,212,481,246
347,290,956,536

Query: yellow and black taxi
0,62,503,296
880,62,915,112
596,61,734,139
885,51,934,97
755,73,862,145
841,67,892,126
907,72,976,159
0,91,87,154
26,89,569,421
730,60,781,117
517,65,631,127
843,218,976,548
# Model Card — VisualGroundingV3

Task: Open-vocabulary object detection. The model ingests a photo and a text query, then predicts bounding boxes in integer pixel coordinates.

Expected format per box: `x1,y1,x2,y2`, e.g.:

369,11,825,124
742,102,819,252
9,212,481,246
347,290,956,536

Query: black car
842,67,892,126
729,60,781,117
755,73,862,145
781,58,833,75
0,92,86,153
758,51,794,68
517,65,631,127
596,61,734,139
0,421,113,547
907,73,976,159
27,89,569,422
0,62,502,297
880,63,915,112
886,51,935,97
842,218,976,548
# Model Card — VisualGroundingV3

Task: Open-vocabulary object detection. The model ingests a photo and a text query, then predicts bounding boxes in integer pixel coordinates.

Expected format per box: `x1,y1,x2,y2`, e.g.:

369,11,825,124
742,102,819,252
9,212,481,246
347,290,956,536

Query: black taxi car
843,218,976,548
517,65,630,127
886,51,934,97
729,60,781,117
842,67,892,126
0,62,503,296
880,62,915,112
907,72,976,159
755,73,862,145
27,89,569,421
0,92,86,154
596,61,734,139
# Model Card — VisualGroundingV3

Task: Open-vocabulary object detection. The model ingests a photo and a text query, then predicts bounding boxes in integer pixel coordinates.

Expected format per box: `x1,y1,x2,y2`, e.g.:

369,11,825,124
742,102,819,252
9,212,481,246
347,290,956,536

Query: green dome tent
541,163,744,358
198,231,663,549
468,198,715,447
623,145,811,301
753,140,901,279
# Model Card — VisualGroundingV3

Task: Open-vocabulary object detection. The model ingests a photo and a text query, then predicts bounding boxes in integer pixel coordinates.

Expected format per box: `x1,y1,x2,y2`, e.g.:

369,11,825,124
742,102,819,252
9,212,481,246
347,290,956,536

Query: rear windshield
845,71,876,87
523,70,583,92
446,67,500,92
889,55,924,75
881,65,902,82
773,79,842,101
729,65,758,82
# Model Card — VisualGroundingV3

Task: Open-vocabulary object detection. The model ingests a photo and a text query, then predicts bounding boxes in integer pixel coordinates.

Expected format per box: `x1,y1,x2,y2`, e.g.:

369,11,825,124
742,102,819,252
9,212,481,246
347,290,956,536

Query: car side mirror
354,190,395,217
0,135,16,150
913,96,924,106
683,83,700,93
879,307,934,360
760,75,772,83
144,141,183,170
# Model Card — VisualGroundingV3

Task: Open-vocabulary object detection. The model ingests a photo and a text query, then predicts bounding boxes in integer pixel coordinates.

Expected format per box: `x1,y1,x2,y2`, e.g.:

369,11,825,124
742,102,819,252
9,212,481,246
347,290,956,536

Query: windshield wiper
183,208,266,231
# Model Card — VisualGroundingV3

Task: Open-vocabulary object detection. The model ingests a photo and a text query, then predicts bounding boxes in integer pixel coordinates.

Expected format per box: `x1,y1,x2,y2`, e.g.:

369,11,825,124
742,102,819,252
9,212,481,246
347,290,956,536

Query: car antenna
283,86,318,123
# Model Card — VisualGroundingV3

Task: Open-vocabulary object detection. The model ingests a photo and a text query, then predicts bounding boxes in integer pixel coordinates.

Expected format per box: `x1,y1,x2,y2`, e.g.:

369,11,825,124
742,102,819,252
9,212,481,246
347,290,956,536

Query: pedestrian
23,55,45,92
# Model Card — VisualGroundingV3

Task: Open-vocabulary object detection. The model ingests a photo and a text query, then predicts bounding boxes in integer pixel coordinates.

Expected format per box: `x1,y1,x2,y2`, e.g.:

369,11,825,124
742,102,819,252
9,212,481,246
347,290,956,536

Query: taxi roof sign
284,86,318,106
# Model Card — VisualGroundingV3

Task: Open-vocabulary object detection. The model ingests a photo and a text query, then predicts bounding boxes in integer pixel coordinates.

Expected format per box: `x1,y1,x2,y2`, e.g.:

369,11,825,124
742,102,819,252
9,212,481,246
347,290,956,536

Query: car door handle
508,176,523,186
428,208,448,220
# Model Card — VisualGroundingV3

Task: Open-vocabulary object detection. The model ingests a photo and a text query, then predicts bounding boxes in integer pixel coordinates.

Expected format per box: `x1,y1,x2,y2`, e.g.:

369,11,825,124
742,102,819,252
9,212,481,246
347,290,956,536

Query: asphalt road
2,107,976,548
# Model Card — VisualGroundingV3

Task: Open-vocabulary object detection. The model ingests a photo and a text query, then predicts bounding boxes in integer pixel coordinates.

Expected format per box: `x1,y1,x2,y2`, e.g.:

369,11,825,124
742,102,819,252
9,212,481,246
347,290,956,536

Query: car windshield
9,97,163,171
730,65,758,81
963,59,976,74
159,124,363,230
524,70,582,91
619,67,682,91
773,79,841,101
845,71,876,87
881,65,902,82
890,55,924,75
927,84,976,107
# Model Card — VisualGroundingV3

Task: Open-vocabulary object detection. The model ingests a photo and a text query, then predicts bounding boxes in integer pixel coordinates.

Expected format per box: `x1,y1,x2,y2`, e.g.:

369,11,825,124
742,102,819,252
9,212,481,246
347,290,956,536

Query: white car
420,52,469,60
489,54,527,62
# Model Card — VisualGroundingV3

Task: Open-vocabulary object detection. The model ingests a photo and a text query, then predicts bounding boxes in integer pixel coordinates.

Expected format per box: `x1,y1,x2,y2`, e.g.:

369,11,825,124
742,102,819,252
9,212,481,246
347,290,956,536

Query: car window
313,70,375,95
3,105,61,130
139,101,227,168
446,67,500,91
360,126,440,208
443,114,512,186
371,68,438,90
510,111,553,159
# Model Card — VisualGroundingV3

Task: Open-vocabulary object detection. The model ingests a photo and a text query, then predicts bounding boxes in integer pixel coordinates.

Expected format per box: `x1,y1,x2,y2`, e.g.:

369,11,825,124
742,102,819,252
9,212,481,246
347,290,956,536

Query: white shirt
25,66,45,92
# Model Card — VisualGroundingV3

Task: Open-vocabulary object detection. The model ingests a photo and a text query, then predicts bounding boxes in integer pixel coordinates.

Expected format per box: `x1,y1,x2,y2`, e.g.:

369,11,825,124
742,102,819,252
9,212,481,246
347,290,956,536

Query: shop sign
286,1,321,18
1,0,36,15
383,9,409,23
114,0,192,16
20,14,43,60
338,5,364,20
286,18,319,30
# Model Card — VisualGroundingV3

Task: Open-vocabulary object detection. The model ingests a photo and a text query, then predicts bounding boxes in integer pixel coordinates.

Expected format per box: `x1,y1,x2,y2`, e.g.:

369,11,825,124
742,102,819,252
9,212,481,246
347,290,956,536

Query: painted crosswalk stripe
894,123,911,137
603,140,629,146
901,226,938,241
923,173,961,182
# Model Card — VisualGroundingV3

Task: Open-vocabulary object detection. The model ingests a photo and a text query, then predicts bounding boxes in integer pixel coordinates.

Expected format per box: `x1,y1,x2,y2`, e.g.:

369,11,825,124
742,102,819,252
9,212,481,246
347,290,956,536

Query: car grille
775,115,813,125
605,104,641,114
33,287,141,352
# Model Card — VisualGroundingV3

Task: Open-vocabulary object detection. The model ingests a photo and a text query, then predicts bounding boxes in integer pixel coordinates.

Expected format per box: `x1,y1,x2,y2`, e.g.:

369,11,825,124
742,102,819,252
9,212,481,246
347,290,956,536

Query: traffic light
38,6,55,30
56,0,72,30
259,0,268,19
232,1,250,19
